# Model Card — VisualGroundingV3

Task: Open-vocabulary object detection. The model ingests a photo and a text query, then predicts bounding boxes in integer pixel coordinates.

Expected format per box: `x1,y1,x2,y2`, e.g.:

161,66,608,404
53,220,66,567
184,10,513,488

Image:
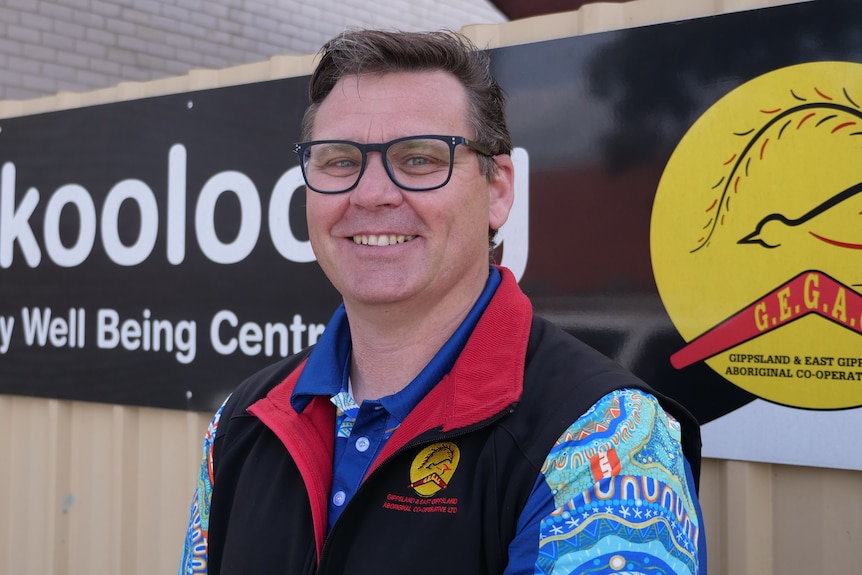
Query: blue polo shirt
291,267,502,530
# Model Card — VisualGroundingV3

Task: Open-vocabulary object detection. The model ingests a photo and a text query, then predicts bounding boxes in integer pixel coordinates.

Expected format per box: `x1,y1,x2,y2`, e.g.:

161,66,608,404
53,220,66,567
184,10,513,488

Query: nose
350,152,404,208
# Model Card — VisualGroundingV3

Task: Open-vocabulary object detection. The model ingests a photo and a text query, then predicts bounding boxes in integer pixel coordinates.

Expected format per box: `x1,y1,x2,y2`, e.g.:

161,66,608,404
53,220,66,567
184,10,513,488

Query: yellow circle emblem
408,442,460,497
651,61,862,410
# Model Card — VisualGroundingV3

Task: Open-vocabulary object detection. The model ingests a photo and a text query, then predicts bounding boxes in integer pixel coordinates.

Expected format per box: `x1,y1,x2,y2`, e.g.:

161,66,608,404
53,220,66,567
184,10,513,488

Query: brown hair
300,29,512,180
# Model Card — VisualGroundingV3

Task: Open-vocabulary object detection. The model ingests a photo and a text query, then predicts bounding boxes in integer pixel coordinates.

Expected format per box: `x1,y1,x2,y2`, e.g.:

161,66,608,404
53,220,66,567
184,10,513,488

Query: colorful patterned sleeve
505,388,706,575
179,398,229,575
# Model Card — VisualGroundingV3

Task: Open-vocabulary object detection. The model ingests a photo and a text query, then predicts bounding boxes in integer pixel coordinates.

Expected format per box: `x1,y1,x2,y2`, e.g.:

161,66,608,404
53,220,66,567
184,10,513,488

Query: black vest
207,315,701,574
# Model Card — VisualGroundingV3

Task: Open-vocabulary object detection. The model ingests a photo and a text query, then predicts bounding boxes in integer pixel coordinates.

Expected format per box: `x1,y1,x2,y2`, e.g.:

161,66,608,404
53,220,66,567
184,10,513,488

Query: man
180,29,706,575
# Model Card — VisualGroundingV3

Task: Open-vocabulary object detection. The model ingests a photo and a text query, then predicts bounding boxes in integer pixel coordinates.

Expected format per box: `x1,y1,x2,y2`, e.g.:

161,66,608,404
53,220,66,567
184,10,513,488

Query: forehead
311,70,471,140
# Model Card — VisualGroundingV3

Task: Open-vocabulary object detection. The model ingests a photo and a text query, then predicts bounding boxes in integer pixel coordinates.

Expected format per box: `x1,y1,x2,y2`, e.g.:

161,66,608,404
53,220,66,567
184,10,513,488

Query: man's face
305,71,513,314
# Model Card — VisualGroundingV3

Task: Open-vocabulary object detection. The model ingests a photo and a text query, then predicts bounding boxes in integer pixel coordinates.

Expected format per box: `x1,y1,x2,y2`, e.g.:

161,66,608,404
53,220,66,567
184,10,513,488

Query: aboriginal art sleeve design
507,389,704,575
179,398,228,575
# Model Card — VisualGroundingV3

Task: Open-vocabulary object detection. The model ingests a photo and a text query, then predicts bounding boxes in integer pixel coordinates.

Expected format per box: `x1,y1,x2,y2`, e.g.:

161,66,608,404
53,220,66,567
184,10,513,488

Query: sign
0,78,528,411
0,79,332,410
488,0,862,469
1,0,860,468
653,61,862,411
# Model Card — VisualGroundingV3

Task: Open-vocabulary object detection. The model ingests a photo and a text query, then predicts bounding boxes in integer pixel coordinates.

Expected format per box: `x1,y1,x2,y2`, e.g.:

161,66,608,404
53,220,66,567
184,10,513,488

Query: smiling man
180,30,706,575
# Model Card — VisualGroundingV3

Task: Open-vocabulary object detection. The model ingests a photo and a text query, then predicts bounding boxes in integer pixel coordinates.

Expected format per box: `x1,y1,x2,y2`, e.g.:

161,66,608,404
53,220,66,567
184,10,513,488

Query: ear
487,154,515,230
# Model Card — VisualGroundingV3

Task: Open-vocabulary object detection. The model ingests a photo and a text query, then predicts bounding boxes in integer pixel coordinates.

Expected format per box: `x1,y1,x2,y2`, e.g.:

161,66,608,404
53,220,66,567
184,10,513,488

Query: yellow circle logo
651,61,862,410
408,442,460,497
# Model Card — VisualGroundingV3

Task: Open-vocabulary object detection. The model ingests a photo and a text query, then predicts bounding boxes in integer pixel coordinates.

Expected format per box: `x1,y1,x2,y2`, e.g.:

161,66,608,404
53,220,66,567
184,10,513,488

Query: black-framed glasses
293,135,492,194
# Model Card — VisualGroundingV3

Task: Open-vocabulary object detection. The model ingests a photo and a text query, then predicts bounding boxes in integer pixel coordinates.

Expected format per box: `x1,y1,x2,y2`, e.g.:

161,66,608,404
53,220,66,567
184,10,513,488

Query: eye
389,139,450,173
405,156,431,167
331,158,359,168
308,143,362,173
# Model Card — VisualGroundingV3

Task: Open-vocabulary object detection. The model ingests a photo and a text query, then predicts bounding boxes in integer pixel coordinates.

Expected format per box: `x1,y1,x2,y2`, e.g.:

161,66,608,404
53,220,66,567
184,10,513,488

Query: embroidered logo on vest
407,442,460,497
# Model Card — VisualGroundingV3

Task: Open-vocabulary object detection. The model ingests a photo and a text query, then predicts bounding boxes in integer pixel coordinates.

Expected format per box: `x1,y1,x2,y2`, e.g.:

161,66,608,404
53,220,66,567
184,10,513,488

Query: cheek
305,196,339,240
305,204,322,238
457,185,493,234
306,200,339,269
438,194,491,249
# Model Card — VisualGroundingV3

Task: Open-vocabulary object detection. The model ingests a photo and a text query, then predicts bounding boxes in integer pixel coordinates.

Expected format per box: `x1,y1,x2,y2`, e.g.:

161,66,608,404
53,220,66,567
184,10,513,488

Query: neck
345,268,489,405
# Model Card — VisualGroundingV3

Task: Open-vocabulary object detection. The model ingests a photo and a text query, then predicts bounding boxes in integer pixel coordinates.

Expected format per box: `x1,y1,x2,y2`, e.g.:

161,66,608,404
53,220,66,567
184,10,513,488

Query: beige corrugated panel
0,395,212,574
3,0,861,574
4,408,862,575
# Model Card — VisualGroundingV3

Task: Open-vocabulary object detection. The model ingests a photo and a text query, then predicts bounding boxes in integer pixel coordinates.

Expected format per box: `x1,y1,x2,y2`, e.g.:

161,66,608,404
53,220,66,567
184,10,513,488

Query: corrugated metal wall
0,395,211,574
3,0,861,573
4,394,861,575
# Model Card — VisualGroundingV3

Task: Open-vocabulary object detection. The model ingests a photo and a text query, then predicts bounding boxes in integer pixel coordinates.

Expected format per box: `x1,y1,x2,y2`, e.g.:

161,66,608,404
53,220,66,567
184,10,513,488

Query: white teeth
352,234,415,246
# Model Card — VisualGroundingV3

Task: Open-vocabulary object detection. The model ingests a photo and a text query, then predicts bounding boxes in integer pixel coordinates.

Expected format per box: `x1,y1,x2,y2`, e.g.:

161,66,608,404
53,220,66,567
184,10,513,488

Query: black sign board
1,0,859,422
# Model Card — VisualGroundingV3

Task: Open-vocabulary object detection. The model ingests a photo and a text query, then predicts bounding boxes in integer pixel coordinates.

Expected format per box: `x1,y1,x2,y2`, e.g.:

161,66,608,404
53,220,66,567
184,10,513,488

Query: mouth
352,234,417,246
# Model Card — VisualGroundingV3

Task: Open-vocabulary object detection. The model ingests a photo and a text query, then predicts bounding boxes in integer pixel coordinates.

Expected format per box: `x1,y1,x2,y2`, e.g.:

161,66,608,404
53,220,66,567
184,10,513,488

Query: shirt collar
292,267,502,419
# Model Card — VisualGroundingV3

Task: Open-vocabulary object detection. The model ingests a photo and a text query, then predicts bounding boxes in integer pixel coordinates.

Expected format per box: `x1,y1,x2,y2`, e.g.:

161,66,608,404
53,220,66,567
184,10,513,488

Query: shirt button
333,490,346,507
355,436,371,452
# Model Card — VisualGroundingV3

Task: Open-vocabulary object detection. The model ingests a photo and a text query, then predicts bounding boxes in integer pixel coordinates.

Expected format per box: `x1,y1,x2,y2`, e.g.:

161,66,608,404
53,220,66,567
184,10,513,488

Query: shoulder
519,316,651,433
215,346,314,435
518,316,701,483
525,315,646,398
507,387,705,574
542,389,686,497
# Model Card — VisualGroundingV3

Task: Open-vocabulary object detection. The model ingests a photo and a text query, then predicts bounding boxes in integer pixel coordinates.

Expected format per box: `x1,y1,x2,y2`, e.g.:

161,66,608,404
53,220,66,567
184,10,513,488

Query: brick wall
0,0,506,101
